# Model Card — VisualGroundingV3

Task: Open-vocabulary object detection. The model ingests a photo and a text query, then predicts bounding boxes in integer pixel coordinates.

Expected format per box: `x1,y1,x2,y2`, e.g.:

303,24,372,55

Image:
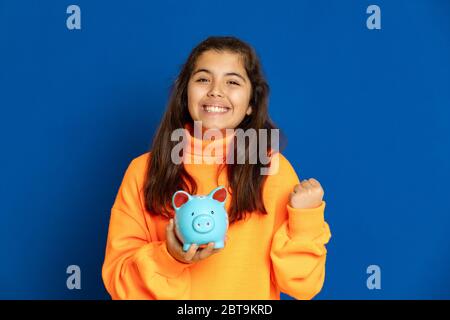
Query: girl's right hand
165,218,224,264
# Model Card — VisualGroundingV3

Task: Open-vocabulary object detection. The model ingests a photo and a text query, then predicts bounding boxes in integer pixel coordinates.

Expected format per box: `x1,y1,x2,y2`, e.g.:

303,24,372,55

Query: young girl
102,36,331,300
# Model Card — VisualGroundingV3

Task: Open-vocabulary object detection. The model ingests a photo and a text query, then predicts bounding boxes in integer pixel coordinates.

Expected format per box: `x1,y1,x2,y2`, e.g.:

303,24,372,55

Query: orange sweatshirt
102,130,331,300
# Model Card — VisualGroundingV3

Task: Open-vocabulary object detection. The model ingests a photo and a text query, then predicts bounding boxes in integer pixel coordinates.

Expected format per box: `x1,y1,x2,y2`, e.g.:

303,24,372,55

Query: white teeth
203,105,229,113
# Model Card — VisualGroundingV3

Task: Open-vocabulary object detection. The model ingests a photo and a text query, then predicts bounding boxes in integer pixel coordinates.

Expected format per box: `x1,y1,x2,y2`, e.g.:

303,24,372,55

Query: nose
192,215,215,234
207,82,224,98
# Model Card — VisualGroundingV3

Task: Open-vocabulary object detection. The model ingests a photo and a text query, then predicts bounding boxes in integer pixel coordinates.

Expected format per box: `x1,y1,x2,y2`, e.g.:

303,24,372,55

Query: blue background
1,0,449,299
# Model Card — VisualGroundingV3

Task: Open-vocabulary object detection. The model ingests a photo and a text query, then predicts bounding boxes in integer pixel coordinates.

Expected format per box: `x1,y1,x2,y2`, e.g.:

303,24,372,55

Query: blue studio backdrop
1,0,449,299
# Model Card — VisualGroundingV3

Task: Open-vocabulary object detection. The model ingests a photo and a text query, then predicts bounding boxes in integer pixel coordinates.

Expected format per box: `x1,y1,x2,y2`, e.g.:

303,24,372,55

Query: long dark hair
144,36,283,224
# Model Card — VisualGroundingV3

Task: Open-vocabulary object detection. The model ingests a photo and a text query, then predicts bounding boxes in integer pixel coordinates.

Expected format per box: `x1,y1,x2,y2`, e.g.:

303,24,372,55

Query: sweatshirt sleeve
102,157,192,300
270,155,332,300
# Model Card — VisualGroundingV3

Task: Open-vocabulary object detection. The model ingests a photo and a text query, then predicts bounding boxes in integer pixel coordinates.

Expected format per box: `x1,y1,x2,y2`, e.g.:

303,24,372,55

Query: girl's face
187,50,253,131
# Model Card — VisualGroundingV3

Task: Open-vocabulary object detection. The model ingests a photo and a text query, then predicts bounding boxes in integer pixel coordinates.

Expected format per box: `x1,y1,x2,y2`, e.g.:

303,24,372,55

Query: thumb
288,191,294,203
166,219,176,242
293,183,302,193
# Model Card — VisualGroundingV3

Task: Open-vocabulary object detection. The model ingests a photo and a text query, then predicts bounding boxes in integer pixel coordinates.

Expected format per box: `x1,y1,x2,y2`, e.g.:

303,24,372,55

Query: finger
169,219,181,243
198,242,215,260
295,181,310,192
166,219,184,252
288,192,296,205
212,247,223,254
309,178,324,194
165,219,177,244
301,179,313,190
184,244,198,261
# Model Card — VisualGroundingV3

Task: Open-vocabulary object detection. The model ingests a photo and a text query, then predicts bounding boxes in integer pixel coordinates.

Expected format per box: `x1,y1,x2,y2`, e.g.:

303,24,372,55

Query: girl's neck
183,122,236,163
185,123,235,141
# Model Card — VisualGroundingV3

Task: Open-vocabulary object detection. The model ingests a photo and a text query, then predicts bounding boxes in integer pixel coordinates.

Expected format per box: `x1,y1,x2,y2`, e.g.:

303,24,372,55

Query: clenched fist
289,178,324,209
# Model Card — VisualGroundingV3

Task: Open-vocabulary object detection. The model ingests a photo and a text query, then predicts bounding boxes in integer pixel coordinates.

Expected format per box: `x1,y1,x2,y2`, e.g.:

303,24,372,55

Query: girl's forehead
194,50,246,72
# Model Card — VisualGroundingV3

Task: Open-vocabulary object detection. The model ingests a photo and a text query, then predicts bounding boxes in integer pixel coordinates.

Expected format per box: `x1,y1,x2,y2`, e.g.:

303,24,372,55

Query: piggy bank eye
191,212,194,216
211,211,214,215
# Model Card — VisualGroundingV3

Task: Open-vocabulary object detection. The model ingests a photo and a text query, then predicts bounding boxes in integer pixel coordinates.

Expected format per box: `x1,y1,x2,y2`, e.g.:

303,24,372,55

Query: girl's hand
165,219,225,264
289,178,324,209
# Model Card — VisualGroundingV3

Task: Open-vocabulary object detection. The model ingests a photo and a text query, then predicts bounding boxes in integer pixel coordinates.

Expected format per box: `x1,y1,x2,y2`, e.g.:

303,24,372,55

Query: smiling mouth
202,104,231,113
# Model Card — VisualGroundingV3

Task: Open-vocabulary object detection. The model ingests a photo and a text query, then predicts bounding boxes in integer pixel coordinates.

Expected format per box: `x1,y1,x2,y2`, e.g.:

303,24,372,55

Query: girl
102,36,331,300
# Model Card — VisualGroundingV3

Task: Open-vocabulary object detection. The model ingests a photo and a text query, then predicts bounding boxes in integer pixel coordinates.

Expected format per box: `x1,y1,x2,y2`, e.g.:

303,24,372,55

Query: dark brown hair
144,36,283,224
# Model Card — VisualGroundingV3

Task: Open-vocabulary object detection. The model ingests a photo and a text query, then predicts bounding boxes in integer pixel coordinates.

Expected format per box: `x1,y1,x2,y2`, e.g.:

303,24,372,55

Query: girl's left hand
289,178,324,209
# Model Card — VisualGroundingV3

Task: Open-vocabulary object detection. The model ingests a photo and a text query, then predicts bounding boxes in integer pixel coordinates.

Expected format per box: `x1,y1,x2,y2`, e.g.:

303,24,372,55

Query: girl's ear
172,191,192,210
246,105,252,116
208,186,227,204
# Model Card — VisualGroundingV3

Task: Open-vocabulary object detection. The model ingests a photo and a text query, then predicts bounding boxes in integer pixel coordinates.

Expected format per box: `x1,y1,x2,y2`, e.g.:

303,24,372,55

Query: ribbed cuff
287,200,326,240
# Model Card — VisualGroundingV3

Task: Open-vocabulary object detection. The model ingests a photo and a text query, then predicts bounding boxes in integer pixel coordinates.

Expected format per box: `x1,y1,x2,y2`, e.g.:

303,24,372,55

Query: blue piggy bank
172,186,228,252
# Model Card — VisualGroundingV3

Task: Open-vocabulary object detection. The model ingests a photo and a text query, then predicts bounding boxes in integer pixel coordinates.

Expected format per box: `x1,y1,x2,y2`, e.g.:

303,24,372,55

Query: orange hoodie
102,129,331,300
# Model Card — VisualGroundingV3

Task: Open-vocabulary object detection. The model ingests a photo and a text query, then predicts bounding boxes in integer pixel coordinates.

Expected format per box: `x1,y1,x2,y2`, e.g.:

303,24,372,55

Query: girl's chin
195,118,229,131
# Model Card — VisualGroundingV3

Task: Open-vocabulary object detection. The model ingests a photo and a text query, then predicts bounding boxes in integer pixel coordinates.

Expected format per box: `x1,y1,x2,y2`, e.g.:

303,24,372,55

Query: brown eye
191,212,194,216
211,211,214,215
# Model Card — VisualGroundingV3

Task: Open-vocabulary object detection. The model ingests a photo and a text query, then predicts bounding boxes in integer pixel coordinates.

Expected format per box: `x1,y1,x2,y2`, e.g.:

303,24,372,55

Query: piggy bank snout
192,215,215,234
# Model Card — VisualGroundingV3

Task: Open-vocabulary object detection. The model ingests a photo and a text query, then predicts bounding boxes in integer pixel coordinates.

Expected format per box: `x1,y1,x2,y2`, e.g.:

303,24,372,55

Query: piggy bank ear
172,191,192,210
208,186,227,204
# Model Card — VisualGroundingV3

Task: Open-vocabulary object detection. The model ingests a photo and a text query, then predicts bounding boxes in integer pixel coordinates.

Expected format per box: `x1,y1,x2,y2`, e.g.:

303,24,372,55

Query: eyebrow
192,68,247,83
